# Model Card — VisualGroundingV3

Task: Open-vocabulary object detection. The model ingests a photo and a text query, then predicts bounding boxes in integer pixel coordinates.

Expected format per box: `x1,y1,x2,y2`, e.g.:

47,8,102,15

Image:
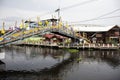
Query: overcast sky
0,0,120,29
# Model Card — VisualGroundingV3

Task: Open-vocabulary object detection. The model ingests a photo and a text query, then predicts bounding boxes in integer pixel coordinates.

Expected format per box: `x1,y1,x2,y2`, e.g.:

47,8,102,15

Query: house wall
79,25,120,44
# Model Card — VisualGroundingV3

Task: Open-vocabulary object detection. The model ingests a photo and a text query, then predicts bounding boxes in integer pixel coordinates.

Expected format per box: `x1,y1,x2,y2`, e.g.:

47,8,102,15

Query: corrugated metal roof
72,25,118,32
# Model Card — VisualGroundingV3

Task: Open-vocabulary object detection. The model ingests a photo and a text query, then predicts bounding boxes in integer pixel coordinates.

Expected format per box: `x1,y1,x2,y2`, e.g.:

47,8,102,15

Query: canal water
0,46,120,80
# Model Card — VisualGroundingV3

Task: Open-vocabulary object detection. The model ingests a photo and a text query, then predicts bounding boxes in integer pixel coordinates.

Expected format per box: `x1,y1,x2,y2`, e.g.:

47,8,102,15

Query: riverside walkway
16,42,120,50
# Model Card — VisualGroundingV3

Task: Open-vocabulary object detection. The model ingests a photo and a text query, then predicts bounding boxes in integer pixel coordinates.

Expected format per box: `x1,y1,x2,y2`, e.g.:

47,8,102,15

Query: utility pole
55,8,60,21
55,0,61,24
58,8,60,21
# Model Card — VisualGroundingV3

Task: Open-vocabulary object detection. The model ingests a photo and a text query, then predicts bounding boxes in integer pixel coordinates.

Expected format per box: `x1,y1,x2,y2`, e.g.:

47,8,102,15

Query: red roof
44,34,54,39
44,34,66,39
55,34,66,39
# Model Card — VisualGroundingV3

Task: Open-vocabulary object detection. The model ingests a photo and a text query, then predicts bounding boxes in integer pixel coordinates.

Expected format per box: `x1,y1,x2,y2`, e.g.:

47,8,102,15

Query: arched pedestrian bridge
0,25,80,47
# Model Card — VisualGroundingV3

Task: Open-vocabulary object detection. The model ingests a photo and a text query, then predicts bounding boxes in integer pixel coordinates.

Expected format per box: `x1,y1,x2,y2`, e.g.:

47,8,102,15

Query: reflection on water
0,46,120,80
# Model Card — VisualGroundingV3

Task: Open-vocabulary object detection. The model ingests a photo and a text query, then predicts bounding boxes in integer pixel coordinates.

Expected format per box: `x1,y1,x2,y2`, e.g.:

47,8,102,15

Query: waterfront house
43,33,66,45
73,25,120,44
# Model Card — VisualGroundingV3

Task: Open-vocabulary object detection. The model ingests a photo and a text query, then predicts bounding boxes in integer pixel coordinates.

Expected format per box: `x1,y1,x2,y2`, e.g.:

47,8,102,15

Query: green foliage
76,57,82,62
24,37,44,43
65,48,79,53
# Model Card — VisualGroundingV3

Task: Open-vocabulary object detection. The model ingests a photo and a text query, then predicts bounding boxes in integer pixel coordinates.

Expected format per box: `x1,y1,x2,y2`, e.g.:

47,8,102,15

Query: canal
0,46,120,80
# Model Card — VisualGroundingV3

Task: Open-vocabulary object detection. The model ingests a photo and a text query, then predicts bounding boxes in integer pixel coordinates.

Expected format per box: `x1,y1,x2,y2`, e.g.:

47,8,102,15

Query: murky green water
0,46,120,80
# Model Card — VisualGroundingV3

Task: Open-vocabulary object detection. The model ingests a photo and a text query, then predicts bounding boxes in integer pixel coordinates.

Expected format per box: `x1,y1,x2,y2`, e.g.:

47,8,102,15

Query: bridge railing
0,25,78,46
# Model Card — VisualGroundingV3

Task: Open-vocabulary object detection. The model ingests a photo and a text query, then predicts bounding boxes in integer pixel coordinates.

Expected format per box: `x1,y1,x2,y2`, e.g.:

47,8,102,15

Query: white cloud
0,0,120,29
0,7,47,29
